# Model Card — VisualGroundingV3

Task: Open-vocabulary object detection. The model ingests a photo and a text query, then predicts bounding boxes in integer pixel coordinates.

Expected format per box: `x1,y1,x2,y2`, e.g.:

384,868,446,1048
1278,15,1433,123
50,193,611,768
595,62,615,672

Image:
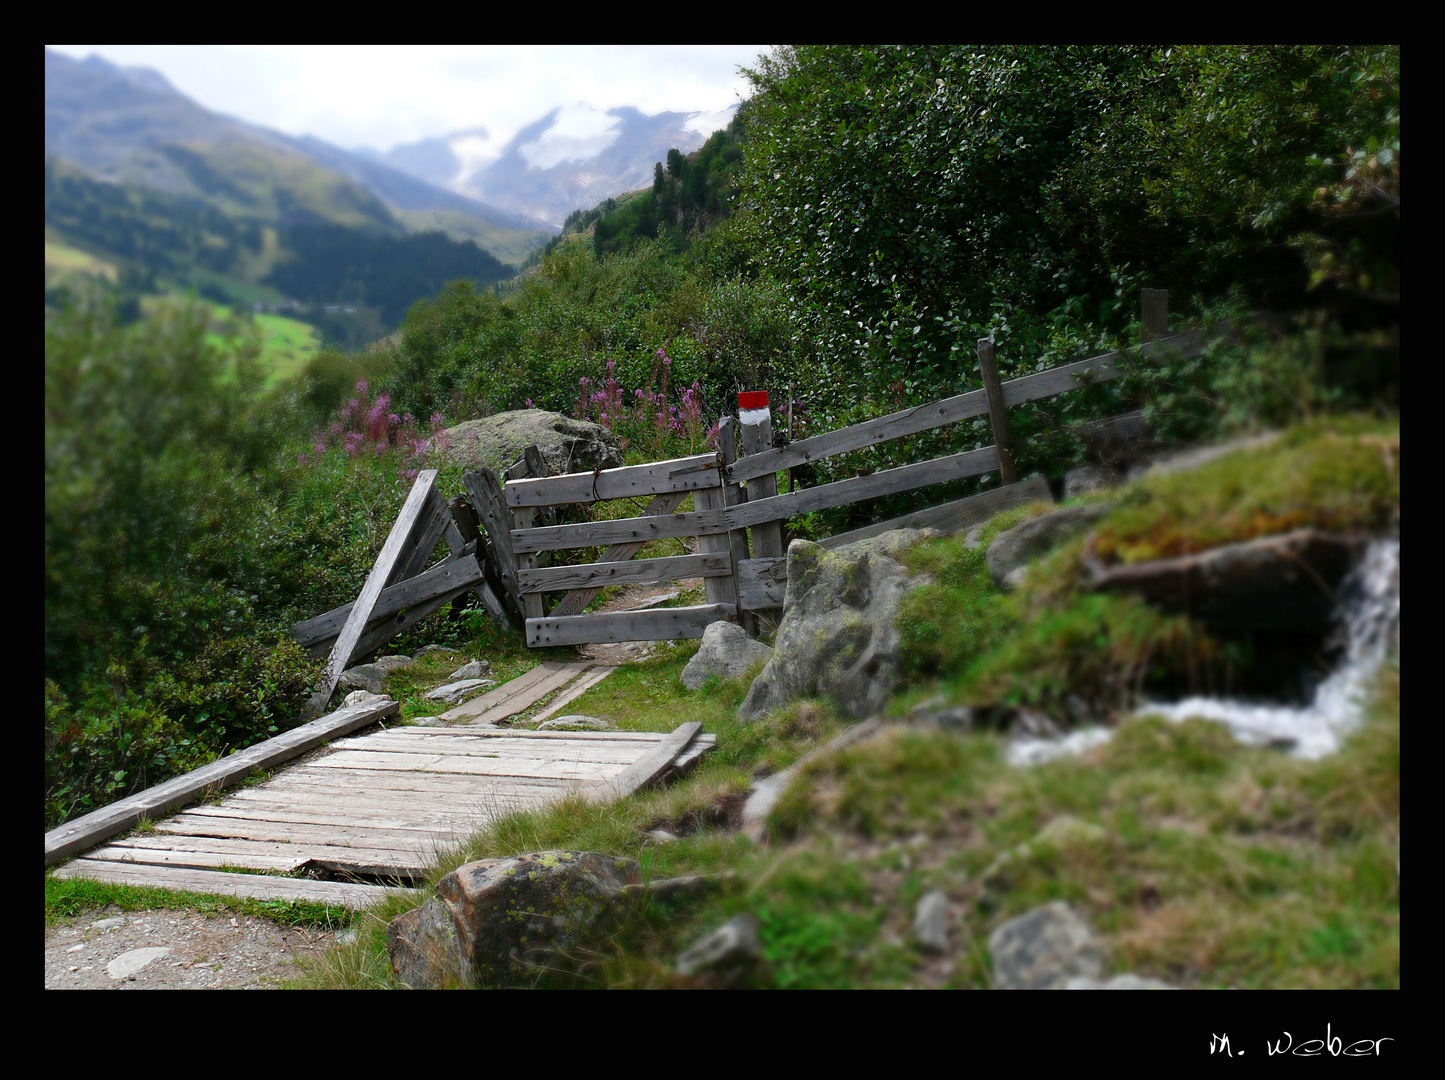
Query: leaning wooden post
738,392,784,632
976,338,1019,486
1141,288,1169,344
309,469,437,714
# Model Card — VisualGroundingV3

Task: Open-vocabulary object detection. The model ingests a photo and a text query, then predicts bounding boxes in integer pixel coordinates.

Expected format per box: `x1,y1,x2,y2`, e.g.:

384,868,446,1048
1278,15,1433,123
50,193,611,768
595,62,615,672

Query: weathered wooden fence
295,290,1218,665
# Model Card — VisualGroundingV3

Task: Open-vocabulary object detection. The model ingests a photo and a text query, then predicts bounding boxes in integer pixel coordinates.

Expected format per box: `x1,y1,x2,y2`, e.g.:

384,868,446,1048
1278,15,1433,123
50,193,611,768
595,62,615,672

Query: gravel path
44,905,347,989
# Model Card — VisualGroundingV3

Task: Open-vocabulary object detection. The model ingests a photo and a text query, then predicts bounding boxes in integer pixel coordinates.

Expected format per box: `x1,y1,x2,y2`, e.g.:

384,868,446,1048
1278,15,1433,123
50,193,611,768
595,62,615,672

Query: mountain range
45,48,737,248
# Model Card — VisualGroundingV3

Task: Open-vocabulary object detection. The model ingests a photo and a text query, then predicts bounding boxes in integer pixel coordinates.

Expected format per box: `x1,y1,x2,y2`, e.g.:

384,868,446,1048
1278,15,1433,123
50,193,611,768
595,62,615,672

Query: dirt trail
45,904,345,989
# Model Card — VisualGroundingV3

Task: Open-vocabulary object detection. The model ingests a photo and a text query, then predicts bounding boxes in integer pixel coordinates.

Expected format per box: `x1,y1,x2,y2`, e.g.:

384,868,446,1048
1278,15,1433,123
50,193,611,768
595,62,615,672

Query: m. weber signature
1208,1025,1393,1057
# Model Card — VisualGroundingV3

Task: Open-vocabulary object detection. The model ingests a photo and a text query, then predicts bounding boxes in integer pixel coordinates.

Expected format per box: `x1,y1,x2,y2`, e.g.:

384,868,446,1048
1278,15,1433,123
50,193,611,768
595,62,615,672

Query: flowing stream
1009,538,1400,766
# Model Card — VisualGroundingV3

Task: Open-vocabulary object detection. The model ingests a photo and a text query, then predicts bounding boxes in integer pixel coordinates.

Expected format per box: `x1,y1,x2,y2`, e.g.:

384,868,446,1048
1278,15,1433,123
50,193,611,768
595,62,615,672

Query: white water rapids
1008,538,1400,767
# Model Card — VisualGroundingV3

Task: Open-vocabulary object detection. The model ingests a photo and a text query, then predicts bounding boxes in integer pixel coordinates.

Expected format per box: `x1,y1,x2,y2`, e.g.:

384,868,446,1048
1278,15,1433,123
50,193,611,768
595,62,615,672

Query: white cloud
47,44,768,151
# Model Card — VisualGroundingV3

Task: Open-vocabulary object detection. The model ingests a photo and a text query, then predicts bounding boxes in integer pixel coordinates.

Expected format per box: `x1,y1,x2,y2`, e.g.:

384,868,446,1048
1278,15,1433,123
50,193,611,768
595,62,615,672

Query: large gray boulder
439,409,624,476
737,531,929,722
681,621,774,690
387,851,642,989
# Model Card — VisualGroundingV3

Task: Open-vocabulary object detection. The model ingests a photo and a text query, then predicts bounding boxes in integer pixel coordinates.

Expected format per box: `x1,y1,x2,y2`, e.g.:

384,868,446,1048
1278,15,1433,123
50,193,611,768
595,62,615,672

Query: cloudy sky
48,45,772,153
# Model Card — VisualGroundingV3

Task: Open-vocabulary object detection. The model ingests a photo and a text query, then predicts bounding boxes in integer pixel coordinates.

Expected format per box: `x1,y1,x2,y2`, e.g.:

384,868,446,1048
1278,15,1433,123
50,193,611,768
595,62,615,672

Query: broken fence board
44,698,398,867
504,453,720,507
441,661,593,722
527,604,735,648
293,552,483,648
583,722,702,803
464,467,524,619
528,666,617,724
517,551,729,595
316,470,437,706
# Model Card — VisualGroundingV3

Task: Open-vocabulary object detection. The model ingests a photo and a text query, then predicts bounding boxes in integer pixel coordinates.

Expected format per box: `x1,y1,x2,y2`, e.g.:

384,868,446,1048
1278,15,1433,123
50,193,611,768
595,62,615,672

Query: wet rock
987,503,1115,587
989,901,1105,989
738,531,929,721
676,914,768,986
387,851,642,989
681,621,774,690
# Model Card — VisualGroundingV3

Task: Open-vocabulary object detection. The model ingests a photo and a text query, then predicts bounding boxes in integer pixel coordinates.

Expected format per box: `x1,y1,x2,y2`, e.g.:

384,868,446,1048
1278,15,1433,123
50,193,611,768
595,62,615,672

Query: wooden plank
315,470,437,707
977,338,1019,484
583,723,702,803
517,551,729,595
672,733,717,773
152,815,473,849
818,474,1053,549
340,583,473,662
1141,288,1169,342
726,330,1206,483
464,467,523,619
528,666,617,724
548,490,690,617
511,506,729,555
441,661,592,722
504,452,721,507
305,751,620,779
1000,330,1204,409
694,481,738,609
393,486,454,585
339,725,665,742
725,445,1000,530
43,698,398,867
322,737,653,765
527,604,735,647
173,804,489,833
293,552,483,648
49,859,417,908
99,835,449,878
88,843,303,873
737,557,788,611
256,769,581,798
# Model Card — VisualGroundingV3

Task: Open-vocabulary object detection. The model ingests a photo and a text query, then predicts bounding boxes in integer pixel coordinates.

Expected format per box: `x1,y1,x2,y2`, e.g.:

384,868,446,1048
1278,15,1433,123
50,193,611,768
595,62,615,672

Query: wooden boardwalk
48,664,713,909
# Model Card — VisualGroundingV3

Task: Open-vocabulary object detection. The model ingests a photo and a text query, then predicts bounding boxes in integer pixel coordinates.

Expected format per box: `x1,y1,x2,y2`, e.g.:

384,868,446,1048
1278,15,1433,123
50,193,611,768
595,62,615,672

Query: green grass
44,874,353,931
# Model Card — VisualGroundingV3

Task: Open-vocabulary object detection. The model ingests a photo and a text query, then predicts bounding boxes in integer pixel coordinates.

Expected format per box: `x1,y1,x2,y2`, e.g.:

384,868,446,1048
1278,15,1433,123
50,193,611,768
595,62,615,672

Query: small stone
448,660,492,680
374,655,415,673
343,690,391,708
67,943,84,953
1066,973,1177,989
681,621,774,690
645,829,680,844
92,917,124,930
106,947,171,981
988,902,1105,989
676,914,767,986
337,663,389,695
425,678,496,704
914,890,950,952
536,714,614,731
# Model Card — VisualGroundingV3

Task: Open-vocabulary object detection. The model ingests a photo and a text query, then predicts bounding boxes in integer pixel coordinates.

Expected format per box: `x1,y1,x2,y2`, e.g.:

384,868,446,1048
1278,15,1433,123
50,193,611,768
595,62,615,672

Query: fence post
976,338,1019,485
1141,288,1169,344
716,415,756,637
738,392,784,632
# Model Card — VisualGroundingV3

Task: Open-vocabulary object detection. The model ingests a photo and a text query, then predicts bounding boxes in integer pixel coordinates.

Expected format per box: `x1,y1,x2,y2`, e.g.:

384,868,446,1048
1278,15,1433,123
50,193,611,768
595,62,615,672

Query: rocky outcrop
440,409,624,476
387,851,643,989
1086,528,1360,634
737,531,930,722
988,901,1176,990
681,621,774,690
